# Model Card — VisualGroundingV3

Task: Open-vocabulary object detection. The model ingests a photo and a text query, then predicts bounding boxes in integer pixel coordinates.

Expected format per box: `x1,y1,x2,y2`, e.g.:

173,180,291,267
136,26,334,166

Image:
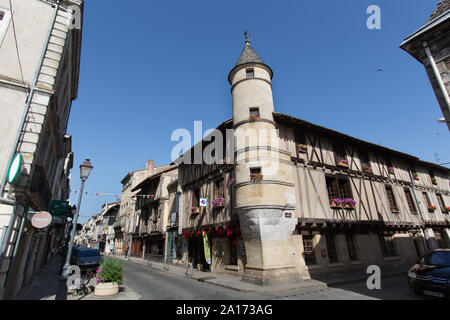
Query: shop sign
202,231,211,264
199,198,207,207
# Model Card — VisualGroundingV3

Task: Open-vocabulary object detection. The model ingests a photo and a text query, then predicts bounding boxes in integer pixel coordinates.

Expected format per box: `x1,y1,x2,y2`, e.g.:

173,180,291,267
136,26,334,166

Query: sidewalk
113,254,327,294
17,256,62,300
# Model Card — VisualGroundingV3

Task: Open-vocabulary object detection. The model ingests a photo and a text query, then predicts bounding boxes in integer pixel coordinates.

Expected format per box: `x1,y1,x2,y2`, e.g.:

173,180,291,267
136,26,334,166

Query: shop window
302,235,316,265
379,234,397,257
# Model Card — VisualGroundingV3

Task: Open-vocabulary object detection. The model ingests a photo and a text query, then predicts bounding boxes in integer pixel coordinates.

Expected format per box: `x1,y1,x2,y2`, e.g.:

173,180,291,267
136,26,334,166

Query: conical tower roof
228,39,273,84
235,39,265,66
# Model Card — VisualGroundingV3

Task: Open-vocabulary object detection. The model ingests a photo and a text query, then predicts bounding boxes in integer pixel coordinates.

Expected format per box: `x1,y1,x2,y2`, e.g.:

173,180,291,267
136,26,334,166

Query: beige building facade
0,0,83,299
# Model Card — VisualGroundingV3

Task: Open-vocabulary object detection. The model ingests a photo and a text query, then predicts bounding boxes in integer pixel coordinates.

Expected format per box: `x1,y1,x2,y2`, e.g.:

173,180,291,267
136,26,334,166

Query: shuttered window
385,185,398,212
404,188,417,213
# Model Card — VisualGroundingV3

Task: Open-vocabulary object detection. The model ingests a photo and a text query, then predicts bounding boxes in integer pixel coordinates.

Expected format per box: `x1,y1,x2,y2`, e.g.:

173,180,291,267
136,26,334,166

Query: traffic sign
7,153,22,185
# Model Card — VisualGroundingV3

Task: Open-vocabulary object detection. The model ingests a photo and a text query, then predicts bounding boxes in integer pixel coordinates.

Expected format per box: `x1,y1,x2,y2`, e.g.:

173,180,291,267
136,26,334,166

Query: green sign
7,153,22,185
50,200,69,216
202,231,211,265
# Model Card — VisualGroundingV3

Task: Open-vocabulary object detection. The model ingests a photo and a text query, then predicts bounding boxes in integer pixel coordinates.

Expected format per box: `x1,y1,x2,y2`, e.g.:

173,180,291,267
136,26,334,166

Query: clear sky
68,0,450,224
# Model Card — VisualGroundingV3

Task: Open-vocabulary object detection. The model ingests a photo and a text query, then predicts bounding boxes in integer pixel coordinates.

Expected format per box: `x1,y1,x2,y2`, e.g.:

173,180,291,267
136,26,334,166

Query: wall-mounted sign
31,211,52,229
50,200,69,216
199,198,207,207
7,153,23,185
285,212,292,218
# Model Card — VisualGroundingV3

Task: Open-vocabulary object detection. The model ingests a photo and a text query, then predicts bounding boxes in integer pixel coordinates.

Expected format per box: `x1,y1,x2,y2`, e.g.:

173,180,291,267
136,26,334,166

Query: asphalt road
122,260,428,300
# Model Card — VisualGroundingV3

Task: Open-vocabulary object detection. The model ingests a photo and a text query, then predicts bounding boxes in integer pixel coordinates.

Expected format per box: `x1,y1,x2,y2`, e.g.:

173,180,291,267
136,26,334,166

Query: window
379,234,397,257
0,9,11,46
346,234,358,261
436,194,446,213
250,167,262,181
326,176,353,201
423,192,432,207
429,170,437,185
333,142,347,167
192,188,200,207
294,128,307,155
246,68,254,78
404,188,417,213
326,234,338,263
359,150,371,170
249,107,260,120
302,235,316,265
386,158,395,174
214,178,224,198
411,168,419,180
385,185,399,213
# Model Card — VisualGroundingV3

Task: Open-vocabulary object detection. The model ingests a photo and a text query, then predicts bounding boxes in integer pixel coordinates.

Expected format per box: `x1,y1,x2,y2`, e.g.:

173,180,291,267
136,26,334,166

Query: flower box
413,173,419,180
343,198,356,210
362,164,372,174
297,144,308,154
392,207,399,213
330,198,344,209
427,205,436,213
212,197,225,209
388,166,395,174
336,158,348,168
191,206,200,214
431,177,437,185
250,173,263,182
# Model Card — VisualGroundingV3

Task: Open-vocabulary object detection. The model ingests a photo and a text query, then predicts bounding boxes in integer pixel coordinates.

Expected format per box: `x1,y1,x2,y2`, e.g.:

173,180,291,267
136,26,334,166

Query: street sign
50,200,69,216
7,153,22,185
31,211,52,229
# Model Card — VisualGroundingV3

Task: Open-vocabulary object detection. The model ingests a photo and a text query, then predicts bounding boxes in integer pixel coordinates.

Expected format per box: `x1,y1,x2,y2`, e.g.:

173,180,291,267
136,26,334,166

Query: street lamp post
57,159,92,299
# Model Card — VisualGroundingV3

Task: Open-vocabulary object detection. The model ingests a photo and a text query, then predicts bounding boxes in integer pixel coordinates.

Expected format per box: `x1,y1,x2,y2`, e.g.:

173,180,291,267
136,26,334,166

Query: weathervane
244,30,251,42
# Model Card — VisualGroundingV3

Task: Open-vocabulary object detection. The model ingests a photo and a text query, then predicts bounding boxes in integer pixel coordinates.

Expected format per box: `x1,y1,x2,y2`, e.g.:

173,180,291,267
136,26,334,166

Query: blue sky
68,0,450,223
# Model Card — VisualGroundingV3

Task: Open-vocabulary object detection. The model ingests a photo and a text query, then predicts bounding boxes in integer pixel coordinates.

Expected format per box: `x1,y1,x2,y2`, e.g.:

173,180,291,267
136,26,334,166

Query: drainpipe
423,42,450,121
0,1,60,282
408,169,430,254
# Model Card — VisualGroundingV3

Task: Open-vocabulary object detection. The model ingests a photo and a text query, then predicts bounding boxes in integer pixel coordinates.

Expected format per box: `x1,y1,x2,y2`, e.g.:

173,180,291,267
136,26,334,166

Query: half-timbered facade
174,38,450,284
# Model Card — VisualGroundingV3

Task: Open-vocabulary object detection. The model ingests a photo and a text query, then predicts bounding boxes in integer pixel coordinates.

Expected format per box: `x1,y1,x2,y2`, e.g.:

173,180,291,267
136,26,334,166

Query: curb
320,270,408,287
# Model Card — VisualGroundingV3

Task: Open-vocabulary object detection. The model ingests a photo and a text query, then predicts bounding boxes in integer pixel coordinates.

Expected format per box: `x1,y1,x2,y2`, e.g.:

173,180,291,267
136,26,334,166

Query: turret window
250,167,262,181
246,68,254,78
249,107,260,120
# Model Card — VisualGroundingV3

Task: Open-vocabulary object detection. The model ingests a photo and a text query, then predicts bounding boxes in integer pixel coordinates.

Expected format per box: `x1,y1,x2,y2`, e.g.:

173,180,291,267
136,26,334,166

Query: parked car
71,247,102,273
407,249,450,299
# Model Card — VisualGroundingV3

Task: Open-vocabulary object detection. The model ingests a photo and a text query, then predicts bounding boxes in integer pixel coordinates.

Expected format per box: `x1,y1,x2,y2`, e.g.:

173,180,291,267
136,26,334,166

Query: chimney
146,160,155,176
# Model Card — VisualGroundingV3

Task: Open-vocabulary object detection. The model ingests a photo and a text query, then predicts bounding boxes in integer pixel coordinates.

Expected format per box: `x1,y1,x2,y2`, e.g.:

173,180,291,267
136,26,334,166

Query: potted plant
250,172,263,182
297,144,308,154
388,166,395,174
343,198,356,210
94,258,123,296
427,205,437,213
190,206,200,214
336,158,348,168
330,198,344,209
431,177,437,185
212,197,225,209
413,172,419,180
362,164,372,174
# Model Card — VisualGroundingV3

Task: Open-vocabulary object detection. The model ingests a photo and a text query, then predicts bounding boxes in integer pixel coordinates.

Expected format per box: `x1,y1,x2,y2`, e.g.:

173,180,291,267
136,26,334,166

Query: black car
71,247,102,273
408,249,450,299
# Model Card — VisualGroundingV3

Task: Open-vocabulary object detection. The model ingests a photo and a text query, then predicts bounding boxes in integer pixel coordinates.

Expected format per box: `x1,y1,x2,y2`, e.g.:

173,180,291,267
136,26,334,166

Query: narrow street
122,260,426,300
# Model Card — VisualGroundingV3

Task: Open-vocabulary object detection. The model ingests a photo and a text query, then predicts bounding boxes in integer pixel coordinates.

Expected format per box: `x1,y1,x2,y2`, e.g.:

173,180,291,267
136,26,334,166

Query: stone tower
228,38,300,285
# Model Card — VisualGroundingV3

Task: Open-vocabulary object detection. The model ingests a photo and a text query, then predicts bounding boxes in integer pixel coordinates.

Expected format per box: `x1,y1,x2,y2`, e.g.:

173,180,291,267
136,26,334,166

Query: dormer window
249,107,260,120
246,68,254,78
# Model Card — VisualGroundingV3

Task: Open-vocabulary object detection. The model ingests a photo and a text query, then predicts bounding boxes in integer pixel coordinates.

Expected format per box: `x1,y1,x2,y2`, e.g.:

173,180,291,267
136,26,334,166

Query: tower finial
244,30,251,44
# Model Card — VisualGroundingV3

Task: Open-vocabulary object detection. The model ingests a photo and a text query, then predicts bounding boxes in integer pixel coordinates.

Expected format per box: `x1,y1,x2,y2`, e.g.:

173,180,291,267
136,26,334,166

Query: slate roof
427,0,450,22
235,40,265,66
